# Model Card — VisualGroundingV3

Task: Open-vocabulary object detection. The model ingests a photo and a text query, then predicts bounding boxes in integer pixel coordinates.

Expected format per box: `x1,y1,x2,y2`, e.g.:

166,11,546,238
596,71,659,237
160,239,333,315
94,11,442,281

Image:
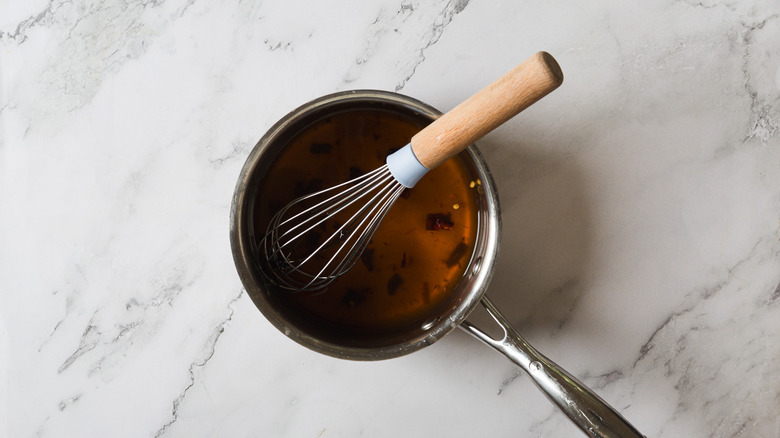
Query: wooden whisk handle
410,51,563,169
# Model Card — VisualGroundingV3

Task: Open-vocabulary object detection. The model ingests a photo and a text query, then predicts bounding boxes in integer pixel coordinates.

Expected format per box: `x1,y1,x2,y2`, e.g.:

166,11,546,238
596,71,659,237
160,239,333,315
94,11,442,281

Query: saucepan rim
229,89,501,360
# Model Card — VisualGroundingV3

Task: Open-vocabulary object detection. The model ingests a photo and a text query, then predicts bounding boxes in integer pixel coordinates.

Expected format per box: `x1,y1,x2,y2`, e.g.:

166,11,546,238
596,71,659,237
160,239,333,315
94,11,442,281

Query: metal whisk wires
260,165,405,292
258,52,564,294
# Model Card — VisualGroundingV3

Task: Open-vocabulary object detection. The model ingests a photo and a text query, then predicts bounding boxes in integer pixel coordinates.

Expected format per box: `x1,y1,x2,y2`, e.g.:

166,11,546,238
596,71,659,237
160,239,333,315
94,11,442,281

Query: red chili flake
426,213,454,231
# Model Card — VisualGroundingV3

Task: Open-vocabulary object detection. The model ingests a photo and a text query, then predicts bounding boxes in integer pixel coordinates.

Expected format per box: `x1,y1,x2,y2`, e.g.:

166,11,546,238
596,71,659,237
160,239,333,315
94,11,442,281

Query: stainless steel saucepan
231,90,644,437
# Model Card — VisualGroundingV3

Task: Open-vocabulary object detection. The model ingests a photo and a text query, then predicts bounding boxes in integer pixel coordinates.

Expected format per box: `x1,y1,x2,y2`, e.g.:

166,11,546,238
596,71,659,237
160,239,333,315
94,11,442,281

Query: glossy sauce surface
252,108,480,345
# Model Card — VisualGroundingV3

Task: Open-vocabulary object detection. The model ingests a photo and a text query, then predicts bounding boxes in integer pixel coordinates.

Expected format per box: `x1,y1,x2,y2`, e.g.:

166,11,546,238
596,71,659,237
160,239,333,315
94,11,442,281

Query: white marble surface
2,0,779,436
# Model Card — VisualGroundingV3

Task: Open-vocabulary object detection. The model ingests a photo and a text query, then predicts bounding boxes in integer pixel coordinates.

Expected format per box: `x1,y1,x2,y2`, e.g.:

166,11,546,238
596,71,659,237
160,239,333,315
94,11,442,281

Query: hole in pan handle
460,295,646,438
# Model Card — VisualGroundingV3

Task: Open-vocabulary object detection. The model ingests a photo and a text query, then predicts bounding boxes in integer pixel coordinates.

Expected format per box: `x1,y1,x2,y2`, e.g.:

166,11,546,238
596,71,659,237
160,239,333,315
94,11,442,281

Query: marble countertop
2,0,779,436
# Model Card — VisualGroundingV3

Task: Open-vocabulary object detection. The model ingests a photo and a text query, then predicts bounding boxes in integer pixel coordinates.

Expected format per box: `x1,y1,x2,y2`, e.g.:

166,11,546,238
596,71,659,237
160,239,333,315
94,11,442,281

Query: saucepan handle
460,295,645,438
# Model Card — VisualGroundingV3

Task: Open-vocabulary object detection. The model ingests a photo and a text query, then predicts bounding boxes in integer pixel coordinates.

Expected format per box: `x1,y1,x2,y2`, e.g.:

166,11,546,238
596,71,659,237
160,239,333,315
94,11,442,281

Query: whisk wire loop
300,179,404,290
271,165,393,248
260,165,405,291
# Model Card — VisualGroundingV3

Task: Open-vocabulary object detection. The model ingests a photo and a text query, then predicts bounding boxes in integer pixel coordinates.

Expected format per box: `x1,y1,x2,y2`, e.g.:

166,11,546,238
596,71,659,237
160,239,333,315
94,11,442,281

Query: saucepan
230,90,644,437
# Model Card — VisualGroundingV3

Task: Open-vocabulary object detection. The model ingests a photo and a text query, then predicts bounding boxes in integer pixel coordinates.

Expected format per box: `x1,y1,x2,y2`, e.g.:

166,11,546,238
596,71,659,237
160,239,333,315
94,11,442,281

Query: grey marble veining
1,0,779,437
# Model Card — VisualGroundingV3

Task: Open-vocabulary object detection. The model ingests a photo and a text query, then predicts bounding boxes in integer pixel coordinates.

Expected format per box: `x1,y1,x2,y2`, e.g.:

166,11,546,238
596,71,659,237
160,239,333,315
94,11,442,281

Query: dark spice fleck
445,241,469,267
387,273,404,296
304,231,322,255
269,200,284,215
361,247,375,272
401,252,406,268
341,288,370,307
310,142,332,154
372,133,382,141
426,213,454,231
294,178,324,197
348,167,365,180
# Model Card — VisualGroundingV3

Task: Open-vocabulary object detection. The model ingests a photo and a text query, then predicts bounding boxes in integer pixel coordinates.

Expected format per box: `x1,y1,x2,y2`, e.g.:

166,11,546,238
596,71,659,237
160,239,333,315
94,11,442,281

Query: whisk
261,52,564,292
